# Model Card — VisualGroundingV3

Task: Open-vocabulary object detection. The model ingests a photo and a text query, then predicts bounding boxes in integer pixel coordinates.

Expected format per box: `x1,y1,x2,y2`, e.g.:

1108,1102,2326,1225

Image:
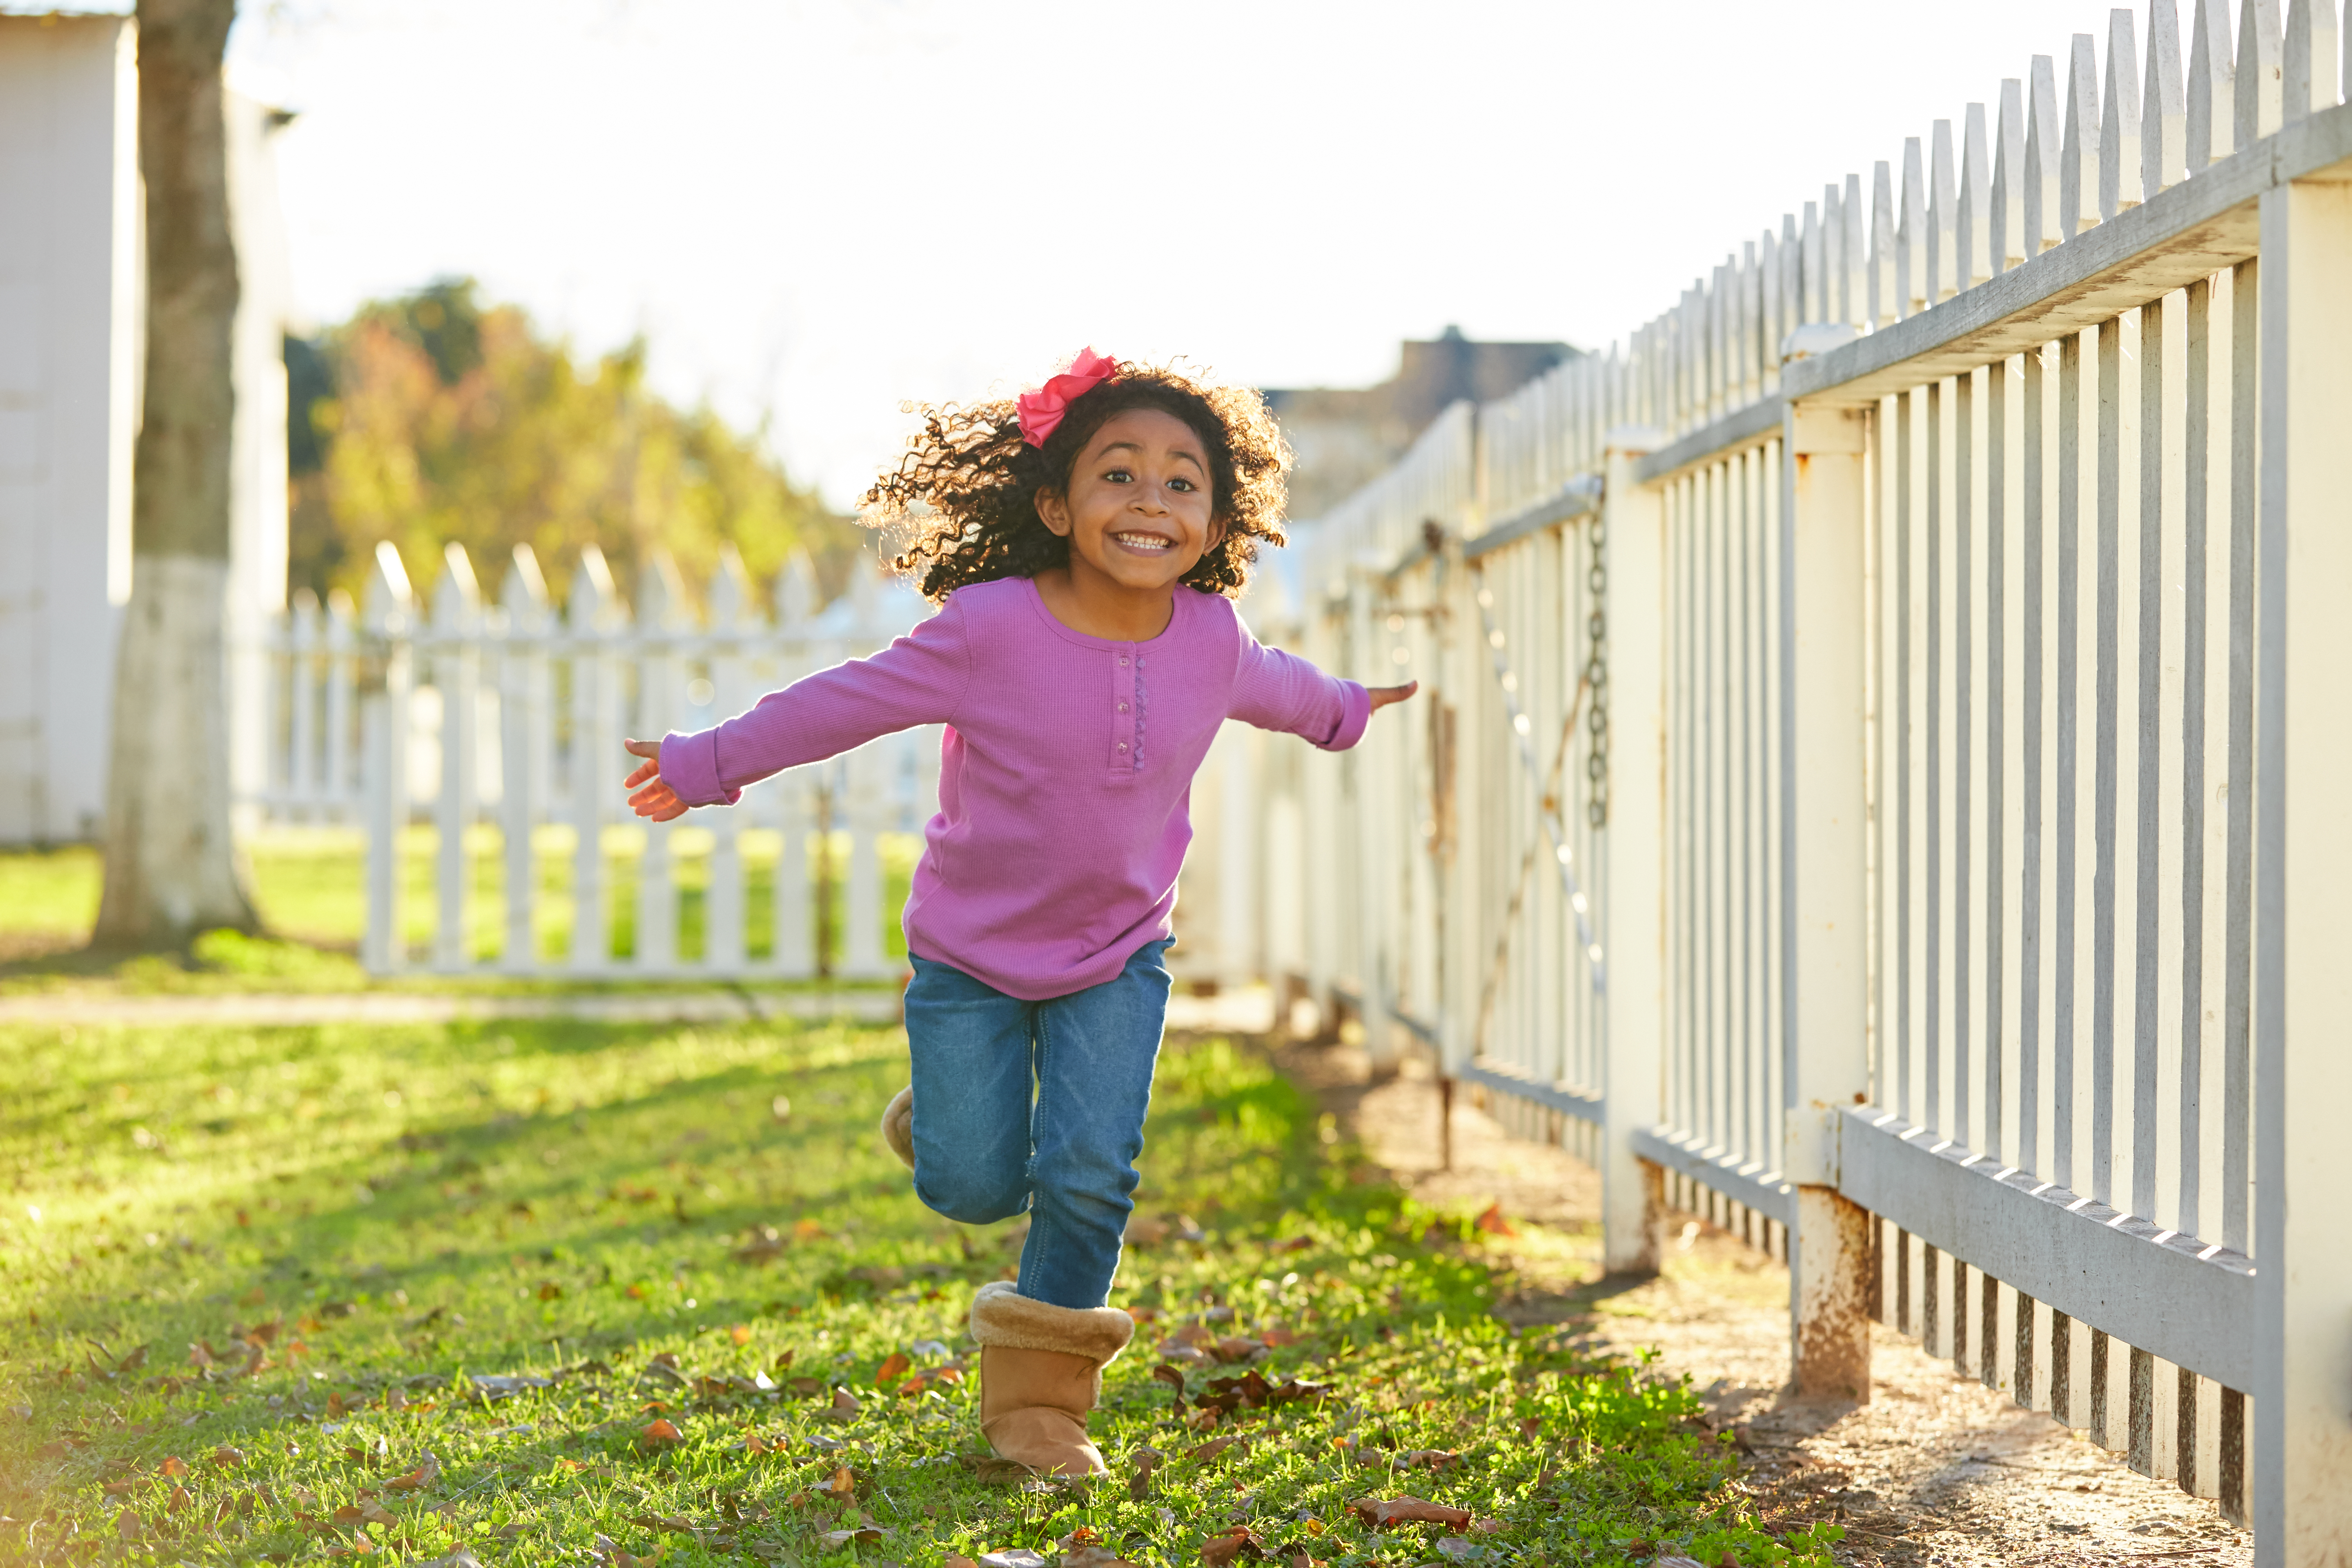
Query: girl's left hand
622,737,690,822
1368,680,1419,712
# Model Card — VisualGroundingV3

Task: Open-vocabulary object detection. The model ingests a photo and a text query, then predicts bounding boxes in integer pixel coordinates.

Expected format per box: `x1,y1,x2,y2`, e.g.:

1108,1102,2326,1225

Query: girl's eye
1167,477,1196,492
1102,468,1133,483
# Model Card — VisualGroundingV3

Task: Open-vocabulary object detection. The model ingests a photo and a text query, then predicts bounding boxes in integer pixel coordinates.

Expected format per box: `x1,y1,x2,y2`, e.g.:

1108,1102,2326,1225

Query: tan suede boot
969,1281,1133,1477
879,1087,914,1170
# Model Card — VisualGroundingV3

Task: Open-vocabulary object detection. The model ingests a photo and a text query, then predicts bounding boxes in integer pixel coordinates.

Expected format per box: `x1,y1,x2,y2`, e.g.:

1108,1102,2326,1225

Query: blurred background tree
285,278,860,612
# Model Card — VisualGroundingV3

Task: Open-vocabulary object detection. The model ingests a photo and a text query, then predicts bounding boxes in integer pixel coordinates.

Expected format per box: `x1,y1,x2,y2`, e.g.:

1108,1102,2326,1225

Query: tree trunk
94,0,261,949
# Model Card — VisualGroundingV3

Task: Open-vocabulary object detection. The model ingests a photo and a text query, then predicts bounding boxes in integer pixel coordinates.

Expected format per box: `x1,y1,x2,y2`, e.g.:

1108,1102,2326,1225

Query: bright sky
200,0,2147,508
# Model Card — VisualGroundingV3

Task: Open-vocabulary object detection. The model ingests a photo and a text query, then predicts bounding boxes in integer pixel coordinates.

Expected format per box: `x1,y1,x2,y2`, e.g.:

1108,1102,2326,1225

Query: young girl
620,350,1414,1476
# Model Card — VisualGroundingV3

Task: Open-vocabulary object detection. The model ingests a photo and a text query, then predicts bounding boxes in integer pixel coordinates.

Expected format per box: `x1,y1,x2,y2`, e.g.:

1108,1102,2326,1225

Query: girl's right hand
1368,680,1419,713
623,737,690,822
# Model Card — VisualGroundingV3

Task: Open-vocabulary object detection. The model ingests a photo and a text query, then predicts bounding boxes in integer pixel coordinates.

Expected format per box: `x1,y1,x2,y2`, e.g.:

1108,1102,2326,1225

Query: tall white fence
253,538,938,979
1252,2,2352,1556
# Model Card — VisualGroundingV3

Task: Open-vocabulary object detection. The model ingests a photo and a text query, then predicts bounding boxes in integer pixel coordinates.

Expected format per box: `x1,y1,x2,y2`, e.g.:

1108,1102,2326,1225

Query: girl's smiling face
1035,408,1225,596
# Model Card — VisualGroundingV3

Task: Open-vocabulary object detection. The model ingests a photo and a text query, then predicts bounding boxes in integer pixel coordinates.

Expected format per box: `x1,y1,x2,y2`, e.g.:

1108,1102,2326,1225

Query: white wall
0,15,293,845
0,16,140,845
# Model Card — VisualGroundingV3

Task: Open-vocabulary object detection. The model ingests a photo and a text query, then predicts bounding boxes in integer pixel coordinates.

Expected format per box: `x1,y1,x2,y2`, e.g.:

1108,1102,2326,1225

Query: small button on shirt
659,576,1371,1000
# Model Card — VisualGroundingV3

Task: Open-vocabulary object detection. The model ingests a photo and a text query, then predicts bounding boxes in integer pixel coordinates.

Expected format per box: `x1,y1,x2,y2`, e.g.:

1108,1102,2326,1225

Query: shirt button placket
1114,648,1136,768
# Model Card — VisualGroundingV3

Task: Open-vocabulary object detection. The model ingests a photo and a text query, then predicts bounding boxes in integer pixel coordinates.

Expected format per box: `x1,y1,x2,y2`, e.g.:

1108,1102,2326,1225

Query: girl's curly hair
861,359,1291,604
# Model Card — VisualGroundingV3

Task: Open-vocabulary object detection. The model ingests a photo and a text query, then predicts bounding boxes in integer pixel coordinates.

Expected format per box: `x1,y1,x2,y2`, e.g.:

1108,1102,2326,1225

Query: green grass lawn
0,1015,1838,1567
0,833,917,996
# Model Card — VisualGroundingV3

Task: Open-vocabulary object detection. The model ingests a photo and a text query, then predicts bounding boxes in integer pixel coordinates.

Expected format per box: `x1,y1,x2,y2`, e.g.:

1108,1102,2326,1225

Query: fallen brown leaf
824,1386,861,1420
1188,1435,1247,1463
639,1419,684,1447
166,1486,191,1512
956,1453,1030,1485
875,1352,911,1383
160,1455,189,1477
1350,1495,1473,1529
1200,1526,1264,1566
1063,1550,1142,1568
383,1452,441,1491
1473,1202,1516,1237
820,1528,889,1548
732,1228,786,1264
113,1508,140,1543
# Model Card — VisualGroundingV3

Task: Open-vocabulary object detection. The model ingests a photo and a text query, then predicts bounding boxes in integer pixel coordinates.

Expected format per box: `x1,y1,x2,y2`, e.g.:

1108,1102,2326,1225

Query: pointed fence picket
1243,4,2352,1556
251,539,936,982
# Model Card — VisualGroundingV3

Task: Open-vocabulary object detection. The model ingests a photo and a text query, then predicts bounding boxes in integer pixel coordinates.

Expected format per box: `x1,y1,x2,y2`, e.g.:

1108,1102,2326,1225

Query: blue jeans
902,938,1172,1310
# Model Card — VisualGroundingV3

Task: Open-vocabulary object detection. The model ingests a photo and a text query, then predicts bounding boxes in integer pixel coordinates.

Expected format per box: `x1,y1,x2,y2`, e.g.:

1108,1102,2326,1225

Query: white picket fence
1247,1,2351,1555
254,538,939,979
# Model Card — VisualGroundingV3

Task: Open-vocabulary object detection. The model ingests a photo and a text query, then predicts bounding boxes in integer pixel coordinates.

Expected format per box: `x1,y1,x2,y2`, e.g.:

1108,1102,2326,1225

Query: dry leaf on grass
1187,1435,1247,1463
592,1532,667,1568
638,1419,683,1447
211,1444,245,1467
1349,1495,1473,1529
166,1486,191,1512
820,1527,890,1547
1472,1202,1516,1237
875,1352,910,1383
824,1386,862,1420
383,1452,441,1490
1061,1549,1140,1568
957,1453,1030,1485
160,1455,188,1477
1199,1526,1264,1566
733,1228,786,1264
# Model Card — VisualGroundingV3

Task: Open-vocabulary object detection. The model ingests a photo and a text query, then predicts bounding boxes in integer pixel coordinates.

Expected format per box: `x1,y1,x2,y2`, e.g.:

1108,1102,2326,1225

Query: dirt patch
1275,1038,2252,1568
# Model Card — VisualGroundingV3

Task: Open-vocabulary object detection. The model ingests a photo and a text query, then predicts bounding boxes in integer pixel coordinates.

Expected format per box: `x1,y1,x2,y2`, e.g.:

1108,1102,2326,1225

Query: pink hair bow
1016,347,1118,448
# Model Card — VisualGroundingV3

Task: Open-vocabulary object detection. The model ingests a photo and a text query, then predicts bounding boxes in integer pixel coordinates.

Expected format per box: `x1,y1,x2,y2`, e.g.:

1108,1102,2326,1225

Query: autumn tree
95,0,261,949
288,280,852,610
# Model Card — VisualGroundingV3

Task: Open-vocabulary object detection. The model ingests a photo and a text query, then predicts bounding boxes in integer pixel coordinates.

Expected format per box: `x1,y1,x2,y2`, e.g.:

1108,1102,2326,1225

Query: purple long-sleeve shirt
659,575,1370,1000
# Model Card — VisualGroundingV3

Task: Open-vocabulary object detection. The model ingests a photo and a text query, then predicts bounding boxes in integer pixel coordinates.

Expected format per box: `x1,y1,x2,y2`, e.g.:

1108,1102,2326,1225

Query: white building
0,12,294,845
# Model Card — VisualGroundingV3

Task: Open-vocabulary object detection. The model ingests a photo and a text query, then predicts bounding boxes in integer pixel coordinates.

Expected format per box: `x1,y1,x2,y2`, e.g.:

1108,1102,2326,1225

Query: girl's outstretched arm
623,597,973,815
1227,613,1417,751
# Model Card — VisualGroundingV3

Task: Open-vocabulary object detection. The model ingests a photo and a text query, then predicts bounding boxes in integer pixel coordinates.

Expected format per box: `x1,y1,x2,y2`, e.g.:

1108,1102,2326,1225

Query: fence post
633,551,688,974
361,542,413,975
2253,168,2352,1568
568,548,622,973
431,544,481,971
705,546,759,973
1601,428,1665,1275
501,545,551,972
1781,399,1875,1401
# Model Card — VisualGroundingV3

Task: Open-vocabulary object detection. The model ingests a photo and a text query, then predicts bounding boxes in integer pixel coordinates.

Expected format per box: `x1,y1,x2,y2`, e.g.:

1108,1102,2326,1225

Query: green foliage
286,277,860,612
0,1021,1828,1565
